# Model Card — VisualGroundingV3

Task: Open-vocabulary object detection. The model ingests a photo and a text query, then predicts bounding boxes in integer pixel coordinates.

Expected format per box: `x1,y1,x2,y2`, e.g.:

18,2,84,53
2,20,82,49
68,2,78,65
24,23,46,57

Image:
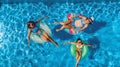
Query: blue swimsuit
32,23,44,36
32,26,39,33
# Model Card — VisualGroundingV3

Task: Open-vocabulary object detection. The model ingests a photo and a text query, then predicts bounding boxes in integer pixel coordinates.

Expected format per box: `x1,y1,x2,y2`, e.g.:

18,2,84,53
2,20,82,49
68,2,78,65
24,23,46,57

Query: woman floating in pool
64,38,94,67
27,16,58,47
75,14,94,32
54,13,77,34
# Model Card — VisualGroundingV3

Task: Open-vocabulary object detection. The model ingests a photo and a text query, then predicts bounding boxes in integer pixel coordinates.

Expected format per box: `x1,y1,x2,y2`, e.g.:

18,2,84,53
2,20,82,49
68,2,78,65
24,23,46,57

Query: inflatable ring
64,28,73,34
70,41,89,58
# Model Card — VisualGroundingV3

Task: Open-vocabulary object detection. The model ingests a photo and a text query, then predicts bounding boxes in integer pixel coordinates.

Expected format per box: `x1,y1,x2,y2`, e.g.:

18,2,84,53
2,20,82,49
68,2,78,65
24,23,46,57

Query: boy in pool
75,14,94,32
64,38,94,67
54,13,77,34
27,16,58,47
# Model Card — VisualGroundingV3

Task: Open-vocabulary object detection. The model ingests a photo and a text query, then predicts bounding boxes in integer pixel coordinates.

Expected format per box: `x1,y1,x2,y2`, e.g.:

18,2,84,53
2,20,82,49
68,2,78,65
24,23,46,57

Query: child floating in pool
27,16,58,47
64,38,94,67
54,13,77,34
75,14,94,32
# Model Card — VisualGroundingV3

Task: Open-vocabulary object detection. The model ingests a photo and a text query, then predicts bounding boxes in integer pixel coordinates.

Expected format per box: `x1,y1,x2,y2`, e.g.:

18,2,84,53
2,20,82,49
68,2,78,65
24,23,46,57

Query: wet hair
76,38,83,44
27,21,35,29
76,38,81,42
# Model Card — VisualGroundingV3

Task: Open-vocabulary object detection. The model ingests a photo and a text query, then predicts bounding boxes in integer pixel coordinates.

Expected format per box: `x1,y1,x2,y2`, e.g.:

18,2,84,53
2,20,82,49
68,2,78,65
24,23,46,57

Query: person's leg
59,22,66,25
75,51,82,67
65,25,76,34
71,26,76,34
41,35,48,41
54,22,65,25
37,30,49,42
47,36,58,47
43,32,58,47
56,24,73,32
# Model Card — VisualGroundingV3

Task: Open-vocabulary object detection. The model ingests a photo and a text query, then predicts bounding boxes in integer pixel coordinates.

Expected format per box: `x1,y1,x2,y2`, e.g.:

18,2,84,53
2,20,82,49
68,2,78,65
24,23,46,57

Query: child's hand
79,30,82,33
44,16,48,18
54,22,59,25
28,40,31,45
91,45,94,48
63,42,69,45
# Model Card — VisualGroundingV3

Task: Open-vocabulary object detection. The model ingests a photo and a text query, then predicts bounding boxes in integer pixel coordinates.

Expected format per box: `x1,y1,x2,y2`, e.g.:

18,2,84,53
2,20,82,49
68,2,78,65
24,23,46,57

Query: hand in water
63,42,70,45
28,40,31,45
75,29,82,33
63,42,67,45
92,46,94,48
44,16,48,18
75,30,79,34
54,22,59,25
91,45,94,48
56,29,60,32
79,30,83,33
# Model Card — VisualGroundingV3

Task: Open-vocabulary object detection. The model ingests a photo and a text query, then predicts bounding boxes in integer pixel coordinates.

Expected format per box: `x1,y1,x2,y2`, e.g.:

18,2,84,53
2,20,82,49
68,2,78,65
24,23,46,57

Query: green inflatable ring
70,42,89,58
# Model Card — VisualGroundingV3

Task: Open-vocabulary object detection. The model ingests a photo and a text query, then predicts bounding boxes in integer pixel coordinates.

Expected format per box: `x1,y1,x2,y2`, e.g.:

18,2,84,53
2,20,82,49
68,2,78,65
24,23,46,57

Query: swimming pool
0,1,120,67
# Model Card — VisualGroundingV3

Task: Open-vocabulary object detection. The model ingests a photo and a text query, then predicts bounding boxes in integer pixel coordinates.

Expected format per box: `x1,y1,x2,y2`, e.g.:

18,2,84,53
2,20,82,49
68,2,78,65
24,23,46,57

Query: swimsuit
76,45,83,49
32,26,39,33
74,19,85,32
37,29,44,37
32,24,44,37
76,45,83,56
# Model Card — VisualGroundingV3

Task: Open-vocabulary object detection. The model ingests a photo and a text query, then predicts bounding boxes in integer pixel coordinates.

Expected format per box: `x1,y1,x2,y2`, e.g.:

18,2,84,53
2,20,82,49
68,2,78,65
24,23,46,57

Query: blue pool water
0,1,120,67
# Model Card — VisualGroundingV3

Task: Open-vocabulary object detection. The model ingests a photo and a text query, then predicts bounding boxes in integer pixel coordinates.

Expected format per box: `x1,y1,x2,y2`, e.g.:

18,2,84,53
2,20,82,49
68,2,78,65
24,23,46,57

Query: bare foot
55,42,58,47
53,42,58,47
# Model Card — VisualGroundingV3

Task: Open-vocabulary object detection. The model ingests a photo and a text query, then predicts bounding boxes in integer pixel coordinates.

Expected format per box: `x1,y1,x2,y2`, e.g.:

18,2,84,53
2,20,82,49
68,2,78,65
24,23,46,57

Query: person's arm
64,42,76,45
82,44,94,48
64,20,72,25
73,14,79,18
35,16,48,24
27,29,32,45
54,21,65,24
80,24,88,31
79,14,87,20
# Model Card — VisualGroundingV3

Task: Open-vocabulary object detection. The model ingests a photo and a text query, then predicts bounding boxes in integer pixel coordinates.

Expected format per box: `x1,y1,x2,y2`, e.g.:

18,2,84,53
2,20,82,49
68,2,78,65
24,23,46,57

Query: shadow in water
87,36,100,59
52,25,74,40
84,21,107,34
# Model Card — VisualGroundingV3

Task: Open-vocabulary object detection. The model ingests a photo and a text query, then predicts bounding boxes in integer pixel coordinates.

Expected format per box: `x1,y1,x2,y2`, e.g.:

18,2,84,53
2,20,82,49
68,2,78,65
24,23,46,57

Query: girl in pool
64,38,94,67
27,16,58,47
54,13,77,34
75,14,94,32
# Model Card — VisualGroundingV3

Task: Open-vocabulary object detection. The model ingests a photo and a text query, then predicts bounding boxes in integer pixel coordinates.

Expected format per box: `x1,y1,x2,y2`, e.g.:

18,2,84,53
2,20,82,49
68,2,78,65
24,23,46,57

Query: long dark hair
27,21,35,29
76,38,83,44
